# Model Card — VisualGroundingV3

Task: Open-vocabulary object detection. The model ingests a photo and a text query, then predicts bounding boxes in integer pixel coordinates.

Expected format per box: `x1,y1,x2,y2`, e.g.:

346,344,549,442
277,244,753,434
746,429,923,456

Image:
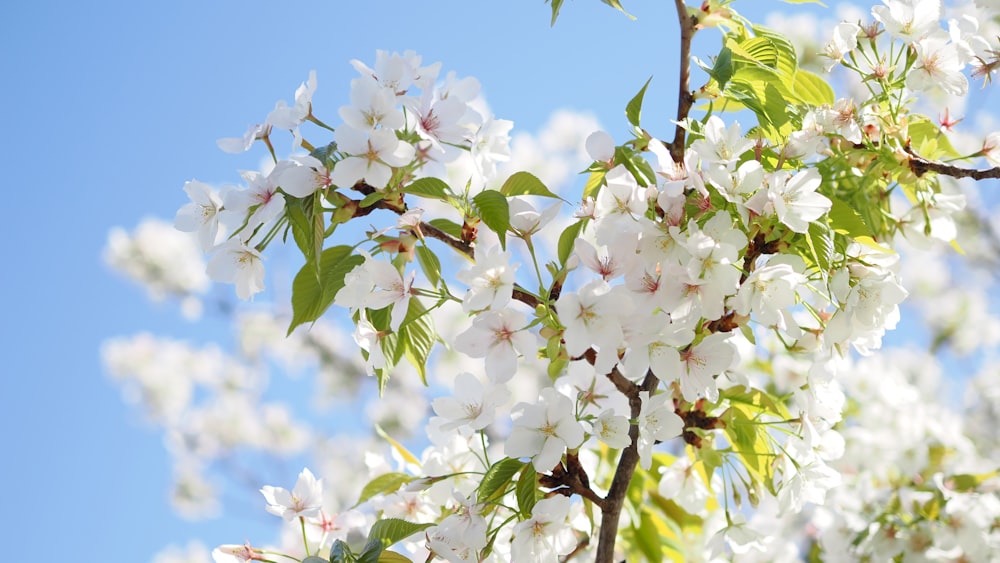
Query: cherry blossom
259,467,324,522
506,388,585,471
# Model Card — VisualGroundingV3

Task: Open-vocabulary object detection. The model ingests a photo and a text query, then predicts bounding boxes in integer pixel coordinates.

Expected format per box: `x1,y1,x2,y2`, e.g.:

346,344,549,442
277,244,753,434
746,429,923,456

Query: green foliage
289,246,364,335
557,220,586,265
472,189,511,248
402,177,452,201
500,171,560,199
626,76,653,129
477,458,525,504
367,518,434,549
354,473,415,508
515,465,539,516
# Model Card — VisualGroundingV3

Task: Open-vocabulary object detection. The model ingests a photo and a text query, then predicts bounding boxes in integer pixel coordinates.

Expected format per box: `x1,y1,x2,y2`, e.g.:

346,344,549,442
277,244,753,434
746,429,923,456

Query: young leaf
354,472,415,508
402,177,451,200
377,553,413,563
557,220,585,266
626,76,653,128
375,425,421,466
472,190,511,248
415,245,442,288
367,518,434,548
516,465,539,516
399,300,435,386
330,540,358,563
357,538,384,563
478,457,525,503
500,171,559,199
427,218,463,239
289,246,365,335
546,0,564,26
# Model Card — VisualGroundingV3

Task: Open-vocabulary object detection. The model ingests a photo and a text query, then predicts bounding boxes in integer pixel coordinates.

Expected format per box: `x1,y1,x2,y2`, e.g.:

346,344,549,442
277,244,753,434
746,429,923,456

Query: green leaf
724,405,775,490
500,171,559,199
633,508,664,562
427,218,463,239
558,220,586,266
721,387,791,420
626,76,653,128
415,245,442,288
516,466,538,516
791,69,835,106
376,425,421,466
289,246,364,335
331,540,357,563
949,470,999,491
286,196,316,264
806,221,834,273
360,190,387,208
828,196,873,238
583,169,607,199
472,190,510,248
478,458,525,503
546,0,564,25
709,46,734,89
402,177,451,200
354,472,415,508
358,539,384,563
302,557,327,563
600,0,635,19
367,518,434,548
377,553,413,563
399,300,435,386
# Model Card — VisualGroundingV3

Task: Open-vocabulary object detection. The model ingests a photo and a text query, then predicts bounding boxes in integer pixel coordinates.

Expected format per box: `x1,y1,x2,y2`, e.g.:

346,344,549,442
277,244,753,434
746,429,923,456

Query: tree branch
906,147,1000,180
667,1,698,164
594,370,659,562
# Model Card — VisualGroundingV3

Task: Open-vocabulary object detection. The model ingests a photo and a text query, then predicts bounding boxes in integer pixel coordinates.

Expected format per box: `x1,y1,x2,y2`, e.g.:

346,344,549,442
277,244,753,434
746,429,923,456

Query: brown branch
420,221,474,259
667,1,698,164
906,147,1000,180
594,370,659,562
511,285,541,309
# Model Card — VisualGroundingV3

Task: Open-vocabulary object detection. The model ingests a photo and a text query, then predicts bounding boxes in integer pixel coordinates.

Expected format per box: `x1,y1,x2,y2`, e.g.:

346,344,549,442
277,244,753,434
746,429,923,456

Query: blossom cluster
104,0,1000,561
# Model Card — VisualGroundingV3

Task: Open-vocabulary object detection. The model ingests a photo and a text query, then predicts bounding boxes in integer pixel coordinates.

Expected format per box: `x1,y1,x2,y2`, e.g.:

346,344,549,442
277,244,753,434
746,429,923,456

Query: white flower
453,309,538,383
667,333,736,402
658,456,714,515
592,409,631,449
556,279,634,374
174,180,224,251
266,70,317,130
822,21,861,71
363,258,415,332
339,76,405,131
217,123,270,154
690,115,754,170
273,155,332,198
585,130,615,162
907,35,968,97
431,373,509,431
746,168,831,234
510,495,576,562
508,196,561,238
456,245,517,312
872,0,941,42
206,240,265,300
593,164,647,245
636,391,684,470
211,542,258,563
470,117,513,180
259,467,323,522
981,131,1000,167
330,126,415,189
733,259,806,329
354,312,387,376
222,170,286,238
506,388,585,471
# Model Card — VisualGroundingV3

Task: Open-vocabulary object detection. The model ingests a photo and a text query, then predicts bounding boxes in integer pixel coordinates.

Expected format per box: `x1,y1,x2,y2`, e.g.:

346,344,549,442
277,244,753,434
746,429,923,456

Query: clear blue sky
0,1,961,562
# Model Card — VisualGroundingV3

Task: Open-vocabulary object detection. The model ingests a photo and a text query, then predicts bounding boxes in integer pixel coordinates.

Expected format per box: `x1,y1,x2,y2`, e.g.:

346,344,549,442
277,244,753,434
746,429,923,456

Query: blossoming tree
107,0,1000,561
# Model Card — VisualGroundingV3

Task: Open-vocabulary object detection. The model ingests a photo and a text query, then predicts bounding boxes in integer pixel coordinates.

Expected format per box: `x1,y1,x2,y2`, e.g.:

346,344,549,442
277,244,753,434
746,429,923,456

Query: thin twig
667,0,698,164
905,147,1000,180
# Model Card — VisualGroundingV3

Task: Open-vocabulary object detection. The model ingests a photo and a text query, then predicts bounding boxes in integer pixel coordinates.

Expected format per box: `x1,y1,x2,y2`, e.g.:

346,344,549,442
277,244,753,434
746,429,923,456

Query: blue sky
2,1,980,562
